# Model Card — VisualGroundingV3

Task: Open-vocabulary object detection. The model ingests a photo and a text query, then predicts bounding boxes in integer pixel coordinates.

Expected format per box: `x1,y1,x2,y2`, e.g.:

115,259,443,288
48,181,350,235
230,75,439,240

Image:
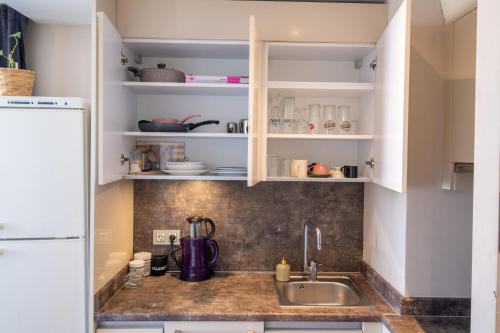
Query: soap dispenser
276,256,291,282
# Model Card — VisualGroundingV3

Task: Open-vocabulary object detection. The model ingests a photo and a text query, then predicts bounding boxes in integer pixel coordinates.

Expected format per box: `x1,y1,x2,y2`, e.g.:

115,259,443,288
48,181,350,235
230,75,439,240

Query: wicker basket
0,68,35,96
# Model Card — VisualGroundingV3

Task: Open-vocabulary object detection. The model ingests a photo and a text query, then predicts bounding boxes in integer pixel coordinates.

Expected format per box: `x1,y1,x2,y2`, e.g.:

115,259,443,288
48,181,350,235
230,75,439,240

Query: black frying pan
138,120,220,132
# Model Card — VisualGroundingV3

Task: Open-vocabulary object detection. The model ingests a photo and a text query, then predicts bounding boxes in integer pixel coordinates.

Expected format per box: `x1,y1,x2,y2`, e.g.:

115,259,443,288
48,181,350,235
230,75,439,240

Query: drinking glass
267,154,281,177
268,92,283,134
282,97,296,134
322,105,337,135
338,105,353,134
308,104,322,135
295,107,309,134
280,158,291,177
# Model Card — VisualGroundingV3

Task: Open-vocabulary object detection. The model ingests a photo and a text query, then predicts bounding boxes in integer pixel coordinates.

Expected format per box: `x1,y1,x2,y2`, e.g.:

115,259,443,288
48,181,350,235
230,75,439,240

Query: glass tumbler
308,104,322,135
338,105,353,134
295,107,309,134
281,158,291,177
268,92,283,134
322,105,337,135
267,154,281,177
282,97,296,134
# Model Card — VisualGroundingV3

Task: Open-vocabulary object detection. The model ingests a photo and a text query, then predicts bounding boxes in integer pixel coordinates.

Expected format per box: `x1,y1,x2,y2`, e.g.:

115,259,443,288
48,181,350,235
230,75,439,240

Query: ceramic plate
163,162,206,170
161,169,209,176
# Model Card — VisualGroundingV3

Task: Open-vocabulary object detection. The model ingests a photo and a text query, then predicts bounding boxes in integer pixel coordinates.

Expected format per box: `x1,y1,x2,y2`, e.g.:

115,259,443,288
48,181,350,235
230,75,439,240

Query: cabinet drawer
164,321,264,333
96,329,163,333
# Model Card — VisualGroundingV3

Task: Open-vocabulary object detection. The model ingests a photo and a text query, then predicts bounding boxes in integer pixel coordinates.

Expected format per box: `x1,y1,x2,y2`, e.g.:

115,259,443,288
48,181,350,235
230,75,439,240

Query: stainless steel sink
274,275,374,307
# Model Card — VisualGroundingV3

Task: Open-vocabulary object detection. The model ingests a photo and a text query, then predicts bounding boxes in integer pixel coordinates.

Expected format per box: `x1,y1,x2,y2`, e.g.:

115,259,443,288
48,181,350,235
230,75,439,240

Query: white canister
291,160,308,178
134,252,152,276
126,259,146,288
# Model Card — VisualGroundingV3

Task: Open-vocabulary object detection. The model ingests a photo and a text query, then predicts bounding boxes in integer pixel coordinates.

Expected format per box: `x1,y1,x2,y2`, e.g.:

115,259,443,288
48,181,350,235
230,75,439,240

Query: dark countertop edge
95,312,383,323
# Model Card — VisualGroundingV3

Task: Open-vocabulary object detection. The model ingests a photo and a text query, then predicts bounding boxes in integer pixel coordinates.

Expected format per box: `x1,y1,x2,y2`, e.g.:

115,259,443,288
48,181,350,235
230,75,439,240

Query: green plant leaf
9,32,21,39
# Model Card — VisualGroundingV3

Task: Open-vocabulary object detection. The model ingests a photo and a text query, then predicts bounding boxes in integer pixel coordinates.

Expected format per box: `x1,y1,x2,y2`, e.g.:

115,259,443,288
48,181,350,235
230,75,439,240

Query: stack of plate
161,162,208,176
213,167,248,177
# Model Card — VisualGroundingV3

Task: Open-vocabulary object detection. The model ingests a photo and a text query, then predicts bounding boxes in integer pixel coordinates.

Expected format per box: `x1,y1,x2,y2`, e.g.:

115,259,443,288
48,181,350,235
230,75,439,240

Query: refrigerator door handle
0,248,4,255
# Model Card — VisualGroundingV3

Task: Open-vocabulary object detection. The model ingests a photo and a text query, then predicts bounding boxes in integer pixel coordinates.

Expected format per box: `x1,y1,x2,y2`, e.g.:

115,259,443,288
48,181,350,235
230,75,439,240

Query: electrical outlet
153,229,181,245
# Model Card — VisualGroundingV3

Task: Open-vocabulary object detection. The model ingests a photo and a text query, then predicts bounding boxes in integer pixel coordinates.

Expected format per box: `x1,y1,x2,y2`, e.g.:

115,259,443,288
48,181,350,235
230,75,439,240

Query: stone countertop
95,272,470,333
382,315,470,333
95,272,394,322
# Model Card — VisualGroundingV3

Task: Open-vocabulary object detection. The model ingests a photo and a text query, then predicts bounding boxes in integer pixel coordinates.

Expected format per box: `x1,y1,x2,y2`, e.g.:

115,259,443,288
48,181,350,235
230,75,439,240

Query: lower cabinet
164,321,264,333
97,322,383,333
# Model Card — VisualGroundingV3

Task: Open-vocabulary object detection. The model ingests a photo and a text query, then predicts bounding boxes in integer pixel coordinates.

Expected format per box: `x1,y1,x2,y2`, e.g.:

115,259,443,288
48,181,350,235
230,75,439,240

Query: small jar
125,259,145,288
151,255,168,276
134,252,152,276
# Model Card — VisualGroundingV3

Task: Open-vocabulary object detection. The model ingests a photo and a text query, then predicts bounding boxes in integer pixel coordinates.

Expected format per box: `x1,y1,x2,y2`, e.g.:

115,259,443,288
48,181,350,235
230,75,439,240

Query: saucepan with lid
128,63,185,82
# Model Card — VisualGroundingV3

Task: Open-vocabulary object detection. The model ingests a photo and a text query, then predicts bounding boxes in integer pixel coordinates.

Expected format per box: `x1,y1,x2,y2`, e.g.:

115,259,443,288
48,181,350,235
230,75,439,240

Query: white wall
404,0,473,298
364,0,474,298
364,183,407,294
470,0,500,331
24,23,91,99
93,181,133,292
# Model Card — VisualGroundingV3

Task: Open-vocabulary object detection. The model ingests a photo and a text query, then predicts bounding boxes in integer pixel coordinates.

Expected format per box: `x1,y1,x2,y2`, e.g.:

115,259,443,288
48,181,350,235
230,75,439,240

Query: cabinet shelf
123,132,248,139
122,82,249,96
123,38,249,59
123,174,247,181
267,81,374,97
267,176,372,183
267,134,373,141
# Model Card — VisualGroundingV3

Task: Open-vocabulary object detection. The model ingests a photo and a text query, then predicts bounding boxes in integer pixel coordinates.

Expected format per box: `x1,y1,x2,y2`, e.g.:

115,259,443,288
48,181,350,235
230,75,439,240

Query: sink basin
274,275,374,307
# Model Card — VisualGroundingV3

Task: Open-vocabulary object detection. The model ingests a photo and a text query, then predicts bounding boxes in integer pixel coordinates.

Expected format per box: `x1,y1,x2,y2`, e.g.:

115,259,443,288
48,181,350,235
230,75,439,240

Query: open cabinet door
373,0,411,193
96,12,136,185
247,16,265,187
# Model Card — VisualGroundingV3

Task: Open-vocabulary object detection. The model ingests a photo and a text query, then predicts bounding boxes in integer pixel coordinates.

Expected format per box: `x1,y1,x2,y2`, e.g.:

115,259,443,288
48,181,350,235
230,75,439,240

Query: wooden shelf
123,174,247,181
266,176,372,183
267,81,374,97
267,134,373,140
123,38,249,59
122,82,249,96
123,132,248,139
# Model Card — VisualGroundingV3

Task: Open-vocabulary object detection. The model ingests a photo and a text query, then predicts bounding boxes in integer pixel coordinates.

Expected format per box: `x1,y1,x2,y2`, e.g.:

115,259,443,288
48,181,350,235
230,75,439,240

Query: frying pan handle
186,120,220,130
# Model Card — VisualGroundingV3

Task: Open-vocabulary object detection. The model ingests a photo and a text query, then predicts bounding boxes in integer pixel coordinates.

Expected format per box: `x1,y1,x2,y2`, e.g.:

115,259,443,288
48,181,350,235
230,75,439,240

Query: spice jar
134,252,152,276
125,259,145,288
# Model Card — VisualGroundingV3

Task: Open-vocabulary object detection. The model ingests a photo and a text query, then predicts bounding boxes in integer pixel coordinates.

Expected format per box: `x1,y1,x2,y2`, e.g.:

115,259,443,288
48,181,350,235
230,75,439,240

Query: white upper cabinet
372,0,411,193
248,16,265,187
97,12,136,185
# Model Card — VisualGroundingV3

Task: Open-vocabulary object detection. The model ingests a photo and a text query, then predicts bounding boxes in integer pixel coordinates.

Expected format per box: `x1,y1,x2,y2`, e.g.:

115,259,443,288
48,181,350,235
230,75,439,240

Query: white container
126,259,146,288
134,252,152,276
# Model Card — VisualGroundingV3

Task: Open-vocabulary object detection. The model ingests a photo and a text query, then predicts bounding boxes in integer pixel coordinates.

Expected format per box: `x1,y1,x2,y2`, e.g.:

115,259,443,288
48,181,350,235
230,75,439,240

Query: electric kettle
171,216,219,282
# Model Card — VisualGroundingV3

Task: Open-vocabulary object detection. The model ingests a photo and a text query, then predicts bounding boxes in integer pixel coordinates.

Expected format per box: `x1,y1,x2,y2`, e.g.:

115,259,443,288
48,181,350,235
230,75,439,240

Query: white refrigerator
0,97,88,333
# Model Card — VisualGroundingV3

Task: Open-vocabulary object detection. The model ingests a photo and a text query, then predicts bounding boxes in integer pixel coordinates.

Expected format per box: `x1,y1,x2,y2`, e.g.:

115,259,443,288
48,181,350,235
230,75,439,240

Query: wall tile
134,181,364,272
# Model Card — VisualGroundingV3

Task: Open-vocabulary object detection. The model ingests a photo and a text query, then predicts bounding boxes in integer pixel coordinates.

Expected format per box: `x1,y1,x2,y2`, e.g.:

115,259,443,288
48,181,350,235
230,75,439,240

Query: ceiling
2,0,91,24
440,0,476,23
1,0,477,26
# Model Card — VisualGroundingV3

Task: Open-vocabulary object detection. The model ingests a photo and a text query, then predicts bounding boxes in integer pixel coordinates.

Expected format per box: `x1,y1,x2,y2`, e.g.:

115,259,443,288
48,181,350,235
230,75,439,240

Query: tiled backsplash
134,181,364,272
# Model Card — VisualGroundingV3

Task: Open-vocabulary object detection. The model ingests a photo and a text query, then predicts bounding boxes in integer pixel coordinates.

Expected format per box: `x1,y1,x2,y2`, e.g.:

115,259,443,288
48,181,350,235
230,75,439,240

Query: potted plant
0,32,35,96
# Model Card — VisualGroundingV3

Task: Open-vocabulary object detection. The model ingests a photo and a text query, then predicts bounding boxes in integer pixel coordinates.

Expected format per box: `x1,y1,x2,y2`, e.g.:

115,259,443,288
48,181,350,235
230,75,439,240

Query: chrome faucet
303,222,322,281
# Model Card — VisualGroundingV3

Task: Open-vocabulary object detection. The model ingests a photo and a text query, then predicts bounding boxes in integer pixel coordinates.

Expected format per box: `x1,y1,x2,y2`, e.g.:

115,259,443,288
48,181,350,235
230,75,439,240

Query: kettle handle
206,239,219,268
204,218,216,239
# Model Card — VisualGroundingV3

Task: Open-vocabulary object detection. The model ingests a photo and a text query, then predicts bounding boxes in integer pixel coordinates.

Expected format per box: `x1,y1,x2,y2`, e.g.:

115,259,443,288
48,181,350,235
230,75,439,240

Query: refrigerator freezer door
0,239,86,333
0,109,86,239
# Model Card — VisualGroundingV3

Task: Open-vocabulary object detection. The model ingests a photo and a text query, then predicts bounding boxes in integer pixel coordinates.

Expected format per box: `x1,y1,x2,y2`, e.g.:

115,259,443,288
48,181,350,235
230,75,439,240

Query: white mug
291,160,308,178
